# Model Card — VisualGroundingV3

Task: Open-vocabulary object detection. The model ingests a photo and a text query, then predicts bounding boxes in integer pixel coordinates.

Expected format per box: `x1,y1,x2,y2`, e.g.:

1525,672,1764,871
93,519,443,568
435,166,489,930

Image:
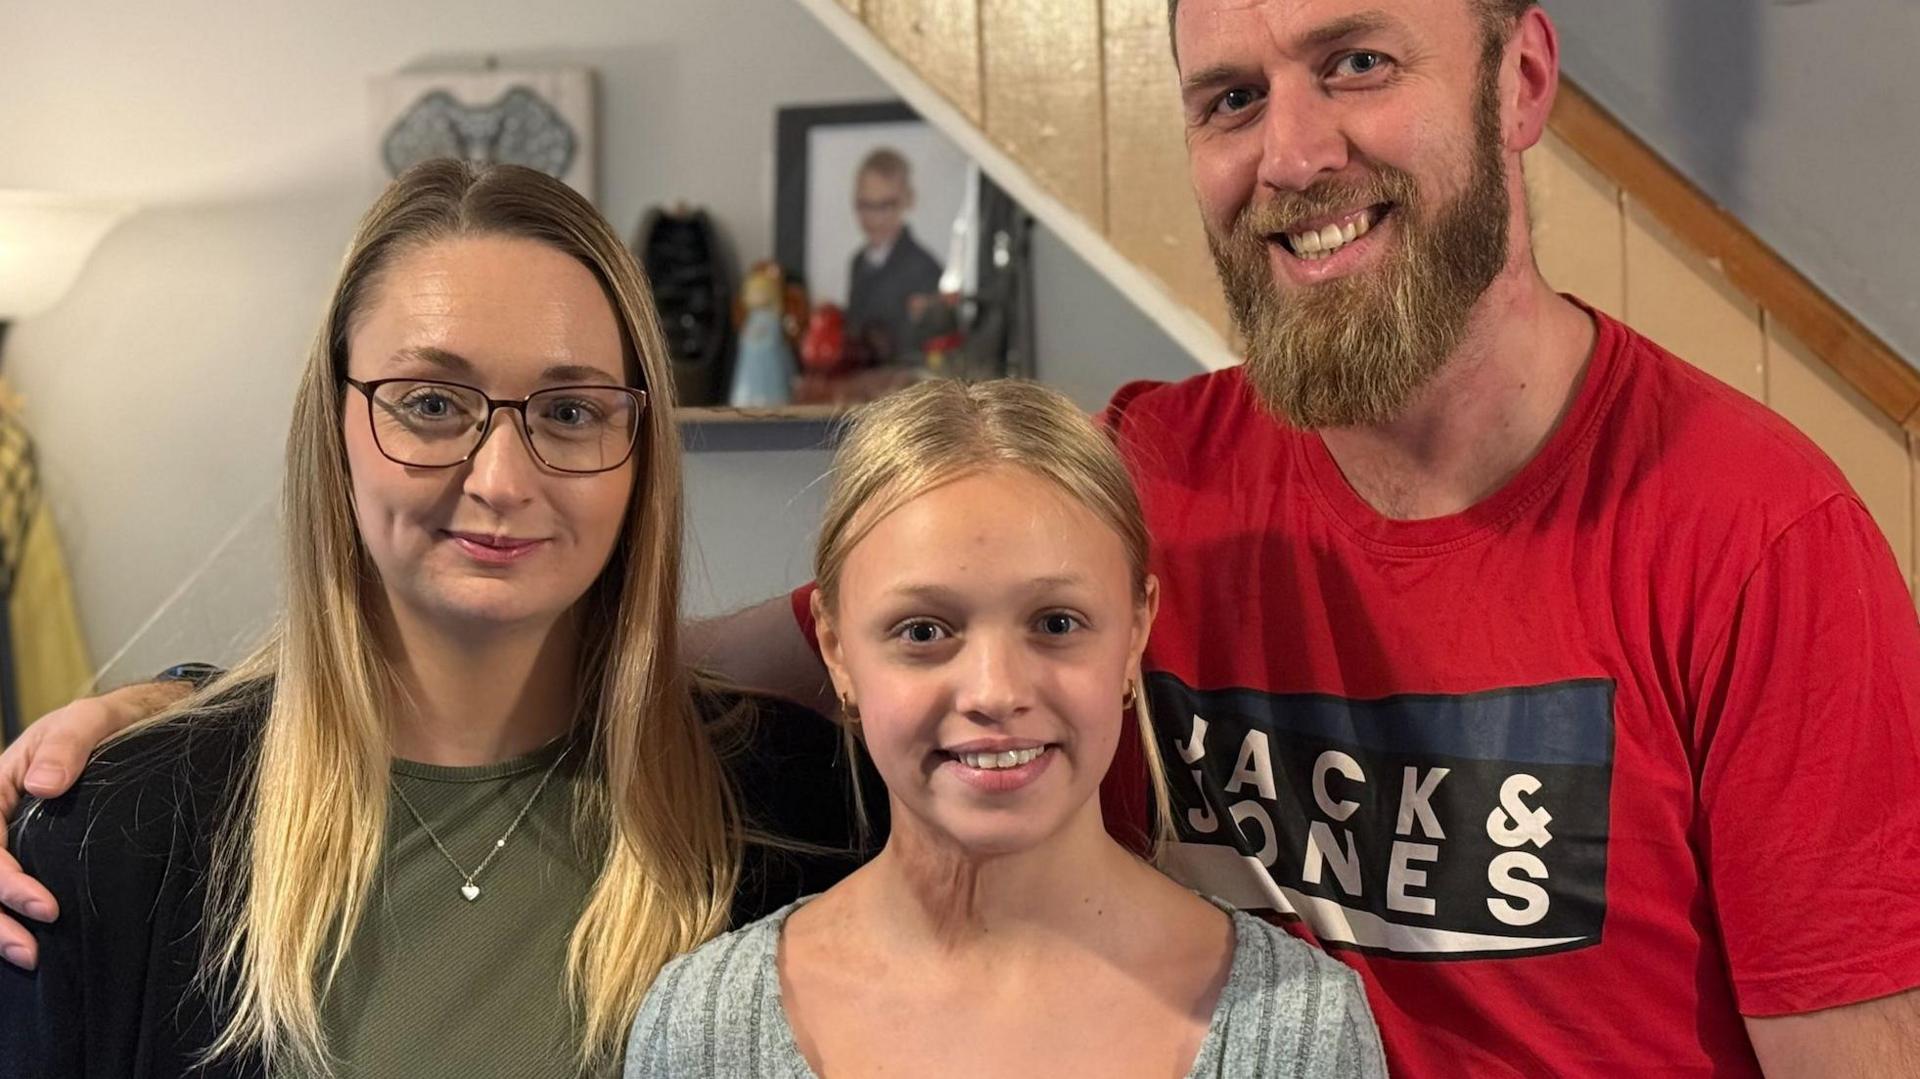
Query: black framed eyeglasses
344,377,647,475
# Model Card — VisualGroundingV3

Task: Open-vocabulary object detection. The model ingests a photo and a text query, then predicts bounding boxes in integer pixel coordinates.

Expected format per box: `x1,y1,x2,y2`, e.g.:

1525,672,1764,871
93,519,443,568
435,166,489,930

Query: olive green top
321,738,596,1078
4,685,876,1079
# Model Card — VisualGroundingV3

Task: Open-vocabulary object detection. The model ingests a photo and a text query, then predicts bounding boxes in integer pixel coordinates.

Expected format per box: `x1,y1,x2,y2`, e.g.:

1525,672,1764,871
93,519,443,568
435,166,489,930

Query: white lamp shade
0,191,135,320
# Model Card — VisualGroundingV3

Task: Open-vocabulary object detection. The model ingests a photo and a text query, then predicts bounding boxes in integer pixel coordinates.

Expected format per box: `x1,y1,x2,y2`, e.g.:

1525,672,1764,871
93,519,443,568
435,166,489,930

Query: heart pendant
460,883,481,902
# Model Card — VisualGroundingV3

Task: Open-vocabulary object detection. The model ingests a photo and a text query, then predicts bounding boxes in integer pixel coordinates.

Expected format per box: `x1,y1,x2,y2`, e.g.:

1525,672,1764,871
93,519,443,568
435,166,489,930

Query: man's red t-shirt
797,306,1920,1075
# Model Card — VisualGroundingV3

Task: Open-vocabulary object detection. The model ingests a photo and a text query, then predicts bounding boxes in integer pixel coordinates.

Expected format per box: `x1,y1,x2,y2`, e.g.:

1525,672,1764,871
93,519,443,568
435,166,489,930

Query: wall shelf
675,404,850,424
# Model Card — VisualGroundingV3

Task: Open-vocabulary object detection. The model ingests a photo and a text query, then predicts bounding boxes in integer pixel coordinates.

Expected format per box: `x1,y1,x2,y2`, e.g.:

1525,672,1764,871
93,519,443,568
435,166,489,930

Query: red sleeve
1696,495,1920,1016
791,583,822,657
1099,379,1166,434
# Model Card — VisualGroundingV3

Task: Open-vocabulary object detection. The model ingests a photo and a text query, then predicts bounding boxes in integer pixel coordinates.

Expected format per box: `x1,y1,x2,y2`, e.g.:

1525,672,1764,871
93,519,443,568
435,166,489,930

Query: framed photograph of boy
776,101,992,370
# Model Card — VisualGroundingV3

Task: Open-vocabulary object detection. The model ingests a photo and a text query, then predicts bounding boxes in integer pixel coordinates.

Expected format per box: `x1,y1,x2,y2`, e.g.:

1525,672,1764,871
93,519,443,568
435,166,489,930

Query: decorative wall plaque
371,65,596,200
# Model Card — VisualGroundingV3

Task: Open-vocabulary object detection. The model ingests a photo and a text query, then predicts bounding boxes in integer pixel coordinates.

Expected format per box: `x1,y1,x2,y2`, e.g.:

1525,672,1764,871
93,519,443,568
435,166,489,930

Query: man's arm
0,680,190,969
1746,989,1920,1078
683,593,835,718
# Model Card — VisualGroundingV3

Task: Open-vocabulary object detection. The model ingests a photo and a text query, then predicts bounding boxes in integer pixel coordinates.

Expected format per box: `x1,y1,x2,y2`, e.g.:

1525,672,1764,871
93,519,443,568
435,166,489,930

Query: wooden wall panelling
1765,316,1914,579
864,0,984,123
1524,131,1624,317
1623,197,1765,401
1100,0,1231,339
980,0,1106,228
1552,82,1920,433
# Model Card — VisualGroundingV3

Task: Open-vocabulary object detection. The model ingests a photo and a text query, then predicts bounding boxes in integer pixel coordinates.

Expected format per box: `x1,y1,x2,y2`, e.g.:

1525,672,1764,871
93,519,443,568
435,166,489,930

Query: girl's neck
858,798,1157,954
380,602,583,766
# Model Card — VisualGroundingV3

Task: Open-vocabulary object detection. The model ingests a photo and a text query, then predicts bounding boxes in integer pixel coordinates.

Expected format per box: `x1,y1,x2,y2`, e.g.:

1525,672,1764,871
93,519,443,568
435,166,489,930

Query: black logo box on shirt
1152,674,1614,959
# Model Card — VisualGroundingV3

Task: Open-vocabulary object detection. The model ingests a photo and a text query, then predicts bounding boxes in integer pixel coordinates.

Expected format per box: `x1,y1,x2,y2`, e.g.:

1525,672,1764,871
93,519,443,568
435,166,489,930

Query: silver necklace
389,739,574,903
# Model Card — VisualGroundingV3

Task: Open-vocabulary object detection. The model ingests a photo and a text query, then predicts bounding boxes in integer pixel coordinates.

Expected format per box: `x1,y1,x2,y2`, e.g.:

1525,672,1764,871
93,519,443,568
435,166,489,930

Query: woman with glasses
0,161,869,1078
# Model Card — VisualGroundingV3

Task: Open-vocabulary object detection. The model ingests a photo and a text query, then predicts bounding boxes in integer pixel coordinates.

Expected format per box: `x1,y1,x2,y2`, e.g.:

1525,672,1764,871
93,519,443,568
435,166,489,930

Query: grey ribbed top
625,898,1387,1078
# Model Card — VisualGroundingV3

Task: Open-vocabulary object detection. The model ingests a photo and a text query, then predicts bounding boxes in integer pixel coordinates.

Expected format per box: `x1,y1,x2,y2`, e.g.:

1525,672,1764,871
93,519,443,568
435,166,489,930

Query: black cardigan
0,689,883,1078
1,697,262,1078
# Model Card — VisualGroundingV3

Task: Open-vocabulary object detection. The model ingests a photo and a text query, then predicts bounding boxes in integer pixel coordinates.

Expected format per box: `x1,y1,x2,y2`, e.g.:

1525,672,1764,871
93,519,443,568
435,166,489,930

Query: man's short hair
1165,1,1536,63
857,147,913,187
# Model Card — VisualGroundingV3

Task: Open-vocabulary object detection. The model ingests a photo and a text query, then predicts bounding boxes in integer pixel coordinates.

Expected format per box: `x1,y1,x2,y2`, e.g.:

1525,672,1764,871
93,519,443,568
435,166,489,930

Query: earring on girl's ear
1122,681,1138,710
840,693,862,724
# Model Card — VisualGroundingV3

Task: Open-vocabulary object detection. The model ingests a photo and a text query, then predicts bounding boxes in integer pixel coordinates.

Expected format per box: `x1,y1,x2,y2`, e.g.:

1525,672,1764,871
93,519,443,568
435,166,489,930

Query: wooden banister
1548,81,1920,434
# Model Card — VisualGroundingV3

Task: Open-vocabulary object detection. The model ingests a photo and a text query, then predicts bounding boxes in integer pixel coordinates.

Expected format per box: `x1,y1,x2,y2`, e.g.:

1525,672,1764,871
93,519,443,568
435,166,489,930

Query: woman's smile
442,529,550,566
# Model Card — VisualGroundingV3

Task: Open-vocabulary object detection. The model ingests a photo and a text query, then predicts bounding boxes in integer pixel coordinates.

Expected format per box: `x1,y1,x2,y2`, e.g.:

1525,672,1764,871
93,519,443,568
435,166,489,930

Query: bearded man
1081,2,1920,1074
5,2,1918,1076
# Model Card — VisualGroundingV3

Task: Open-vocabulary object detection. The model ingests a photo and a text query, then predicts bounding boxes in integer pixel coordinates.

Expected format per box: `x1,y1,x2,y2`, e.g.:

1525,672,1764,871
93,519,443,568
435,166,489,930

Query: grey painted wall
1543,0,1920,367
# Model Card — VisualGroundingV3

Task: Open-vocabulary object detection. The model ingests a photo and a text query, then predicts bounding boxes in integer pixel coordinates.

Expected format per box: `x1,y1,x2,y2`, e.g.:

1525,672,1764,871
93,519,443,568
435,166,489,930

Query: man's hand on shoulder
0,679,191,970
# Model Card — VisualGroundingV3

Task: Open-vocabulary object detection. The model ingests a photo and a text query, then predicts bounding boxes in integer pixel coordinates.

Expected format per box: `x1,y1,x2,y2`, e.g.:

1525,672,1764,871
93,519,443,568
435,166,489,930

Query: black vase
634,207,734,408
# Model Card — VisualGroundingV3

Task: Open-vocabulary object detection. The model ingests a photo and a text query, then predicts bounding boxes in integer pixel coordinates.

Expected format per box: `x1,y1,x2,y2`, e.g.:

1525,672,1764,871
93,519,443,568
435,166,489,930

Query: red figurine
800,303,848,375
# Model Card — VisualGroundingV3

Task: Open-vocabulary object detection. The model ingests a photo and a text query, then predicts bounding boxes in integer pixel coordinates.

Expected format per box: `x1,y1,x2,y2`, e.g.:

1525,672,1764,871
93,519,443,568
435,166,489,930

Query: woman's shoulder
2,684,271,1079
11,681,268,868
97,679,266,772
1212,910,1388,1078
625,901,804,1076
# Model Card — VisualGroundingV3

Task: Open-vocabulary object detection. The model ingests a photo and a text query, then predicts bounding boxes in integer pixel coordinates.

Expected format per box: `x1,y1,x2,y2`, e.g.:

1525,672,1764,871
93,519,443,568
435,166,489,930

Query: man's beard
1208,71,1512,430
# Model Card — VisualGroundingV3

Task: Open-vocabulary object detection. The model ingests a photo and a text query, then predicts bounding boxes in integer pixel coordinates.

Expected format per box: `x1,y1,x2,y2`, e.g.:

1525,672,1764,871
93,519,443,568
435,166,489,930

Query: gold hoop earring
840,693,861,723
1122,682,1138,710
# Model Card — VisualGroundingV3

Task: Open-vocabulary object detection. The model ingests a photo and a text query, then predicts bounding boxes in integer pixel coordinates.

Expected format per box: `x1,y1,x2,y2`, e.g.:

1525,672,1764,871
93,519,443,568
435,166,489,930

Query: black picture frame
775,100,921,285
771,100,1033,381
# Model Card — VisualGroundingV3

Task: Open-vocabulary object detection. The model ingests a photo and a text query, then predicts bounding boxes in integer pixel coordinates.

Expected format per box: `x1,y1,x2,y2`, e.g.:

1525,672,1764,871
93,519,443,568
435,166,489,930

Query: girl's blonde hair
811,378,1175,852
168,160,736,1075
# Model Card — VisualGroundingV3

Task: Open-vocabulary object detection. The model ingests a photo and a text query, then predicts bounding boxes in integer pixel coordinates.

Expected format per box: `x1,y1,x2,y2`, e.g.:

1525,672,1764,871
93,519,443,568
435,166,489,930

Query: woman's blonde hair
811,378,1175,853
169,160,736,1075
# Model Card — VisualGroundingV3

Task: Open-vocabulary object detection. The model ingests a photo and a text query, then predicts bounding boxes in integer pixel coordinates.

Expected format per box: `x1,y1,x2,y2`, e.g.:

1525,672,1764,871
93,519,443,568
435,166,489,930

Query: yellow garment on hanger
10,501,92,731
1,385,93,744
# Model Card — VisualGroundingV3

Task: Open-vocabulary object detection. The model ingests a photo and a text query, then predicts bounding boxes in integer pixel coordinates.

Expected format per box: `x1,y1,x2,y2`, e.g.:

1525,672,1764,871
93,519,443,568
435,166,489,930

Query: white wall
3,0,1193,682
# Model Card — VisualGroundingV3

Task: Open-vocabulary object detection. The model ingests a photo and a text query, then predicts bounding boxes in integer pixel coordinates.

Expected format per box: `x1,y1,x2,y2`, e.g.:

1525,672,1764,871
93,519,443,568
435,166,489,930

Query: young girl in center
627,379,1385,1077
